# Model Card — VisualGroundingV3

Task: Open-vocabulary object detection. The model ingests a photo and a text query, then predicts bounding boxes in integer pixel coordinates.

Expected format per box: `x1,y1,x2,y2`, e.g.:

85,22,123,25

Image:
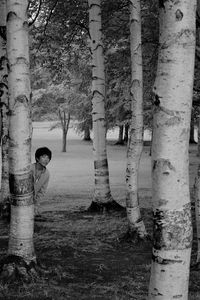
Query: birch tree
0,0,10,218
125,0,148,241
0,0,36,281
88,0,122,212
192,0,200,269
148,1,196,299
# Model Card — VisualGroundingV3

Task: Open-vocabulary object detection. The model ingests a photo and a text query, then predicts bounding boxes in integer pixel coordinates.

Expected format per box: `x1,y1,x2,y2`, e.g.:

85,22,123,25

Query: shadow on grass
0,200,199,299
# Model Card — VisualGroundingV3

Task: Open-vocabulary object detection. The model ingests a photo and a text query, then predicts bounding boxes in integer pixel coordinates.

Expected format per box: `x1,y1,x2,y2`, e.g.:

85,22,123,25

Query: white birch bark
6,0,35,263
88,0,112,204
0,0,10,212
148,1,196,299
126,0,148,239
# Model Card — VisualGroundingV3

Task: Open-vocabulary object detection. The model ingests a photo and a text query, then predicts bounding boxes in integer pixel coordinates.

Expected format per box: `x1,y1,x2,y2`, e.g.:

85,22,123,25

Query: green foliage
29,0,159,131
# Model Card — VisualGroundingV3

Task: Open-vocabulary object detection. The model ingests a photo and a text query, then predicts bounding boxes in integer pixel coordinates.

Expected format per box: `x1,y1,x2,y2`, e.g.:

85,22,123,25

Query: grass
0,202,199,299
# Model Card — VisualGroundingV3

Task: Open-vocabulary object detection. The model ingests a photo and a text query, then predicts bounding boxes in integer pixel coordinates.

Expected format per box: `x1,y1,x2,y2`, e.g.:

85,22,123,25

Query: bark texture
194,164,200,264
88,0,118,209
2,0,36,279
148,1,196,299
125,0,148,240
0,0,10,218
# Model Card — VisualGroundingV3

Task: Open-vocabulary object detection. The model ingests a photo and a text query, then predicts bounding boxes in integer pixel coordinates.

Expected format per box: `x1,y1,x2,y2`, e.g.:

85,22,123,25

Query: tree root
119,229,152,245
87,200,125,213
0,255,50,283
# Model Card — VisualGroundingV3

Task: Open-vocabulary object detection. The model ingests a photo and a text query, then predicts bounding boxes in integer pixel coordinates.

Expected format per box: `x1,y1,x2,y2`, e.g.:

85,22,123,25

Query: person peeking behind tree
32,147,52,217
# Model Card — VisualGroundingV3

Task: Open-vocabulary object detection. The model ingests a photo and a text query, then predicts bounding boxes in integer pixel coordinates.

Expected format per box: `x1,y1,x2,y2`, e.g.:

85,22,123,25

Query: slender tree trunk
88,0,122,212
61,112,70,152
0,0,10,218
193,1,200,263
148,1,196,299
194,164,200,265
125,0,148,241
62,129,67,152
197,116,200,156
189,111,196,143
116,125,124,145
124,124,129,143
1,0,37,281
83,126,91,141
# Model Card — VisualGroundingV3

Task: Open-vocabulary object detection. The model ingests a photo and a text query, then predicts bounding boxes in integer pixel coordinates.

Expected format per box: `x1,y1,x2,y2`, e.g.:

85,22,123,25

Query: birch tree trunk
197,116,200,156
194,164,200,265
125,0,148,241
148,1,196,299
116,125,124,145
194,1,200,268
0,0,10,218
88,0,122,212
58,108,70,152
1,0,37,280
189,110,196,143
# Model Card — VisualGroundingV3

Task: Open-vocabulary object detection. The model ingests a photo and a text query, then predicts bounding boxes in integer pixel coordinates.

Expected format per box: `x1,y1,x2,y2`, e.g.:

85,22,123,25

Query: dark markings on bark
0,82,8,99
23,21,29,29
16,57,28,65
176,9,183,21
154,94,161,107
95,178,109,185
94,159,108,169
0,26,6,41
7,11,17,22
153,159,176,173
89,3,101,10
9,172,33,197
93,118,105,123
95,170,109,176
153,203,193,250
0,56,7,70
15,95,29,105
10,194,34,206
152,253,183,264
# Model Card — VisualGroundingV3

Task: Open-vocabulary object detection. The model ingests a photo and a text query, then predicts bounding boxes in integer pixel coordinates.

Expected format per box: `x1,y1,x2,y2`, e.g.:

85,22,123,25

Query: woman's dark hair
35,147,52,161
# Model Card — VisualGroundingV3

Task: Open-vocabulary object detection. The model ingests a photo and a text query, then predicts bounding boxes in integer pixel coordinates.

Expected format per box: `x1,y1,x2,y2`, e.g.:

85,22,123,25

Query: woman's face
37,154,50,167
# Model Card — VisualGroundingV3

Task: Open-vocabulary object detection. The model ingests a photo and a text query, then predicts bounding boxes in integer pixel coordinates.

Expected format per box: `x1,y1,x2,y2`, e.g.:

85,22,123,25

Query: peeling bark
0,0,37,281
125,0,149,241
148,0,196,298
88,0,122,211
0,0,10,219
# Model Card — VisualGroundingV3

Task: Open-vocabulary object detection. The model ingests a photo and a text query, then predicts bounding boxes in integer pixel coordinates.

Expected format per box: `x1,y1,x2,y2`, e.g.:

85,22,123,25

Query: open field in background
32,122,153,213
0,121,199,299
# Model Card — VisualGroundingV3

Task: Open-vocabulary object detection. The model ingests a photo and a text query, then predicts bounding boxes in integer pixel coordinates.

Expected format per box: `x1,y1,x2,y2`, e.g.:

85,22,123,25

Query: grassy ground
0,124,199,299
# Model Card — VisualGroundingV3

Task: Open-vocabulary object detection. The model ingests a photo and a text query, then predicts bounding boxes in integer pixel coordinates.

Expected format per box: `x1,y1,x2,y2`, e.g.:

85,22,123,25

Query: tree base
189,139,197,144
0,255,49,283
119,229,152,245
87,200,125,213
115,140,125,145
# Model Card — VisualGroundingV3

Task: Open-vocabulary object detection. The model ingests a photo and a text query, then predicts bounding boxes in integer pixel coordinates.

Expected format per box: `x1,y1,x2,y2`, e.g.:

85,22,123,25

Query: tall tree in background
0,0,10,218
1,0,36,280
88,0,122,211
125,0,148,240
148,1,196,298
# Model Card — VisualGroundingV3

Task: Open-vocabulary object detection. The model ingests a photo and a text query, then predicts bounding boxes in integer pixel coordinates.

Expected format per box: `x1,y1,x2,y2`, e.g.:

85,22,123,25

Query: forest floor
0,123,199,299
